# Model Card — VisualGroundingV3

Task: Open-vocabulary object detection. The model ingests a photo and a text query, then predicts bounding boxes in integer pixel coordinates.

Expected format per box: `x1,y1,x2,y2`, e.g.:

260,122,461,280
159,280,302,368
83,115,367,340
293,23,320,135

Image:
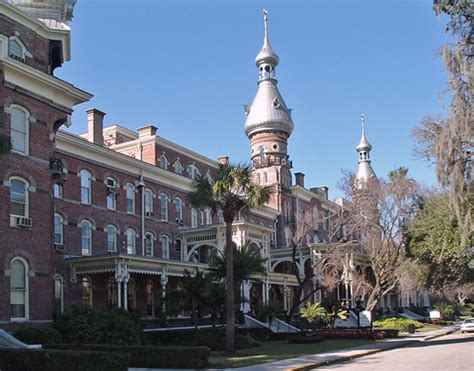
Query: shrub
236,334,261,349
288,334,323,344
373,318,424,332
238,327,272,341
53,306,143,345
313,330,383,340
13,326,62,344
377,329,399,338
0,348,129,371
44,344,209,369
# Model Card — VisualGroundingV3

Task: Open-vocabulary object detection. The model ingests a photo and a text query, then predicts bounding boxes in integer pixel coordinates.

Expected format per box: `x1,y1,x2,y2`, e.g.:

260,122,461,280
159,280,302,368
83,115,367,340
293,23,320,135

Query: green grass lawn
209,339,374,368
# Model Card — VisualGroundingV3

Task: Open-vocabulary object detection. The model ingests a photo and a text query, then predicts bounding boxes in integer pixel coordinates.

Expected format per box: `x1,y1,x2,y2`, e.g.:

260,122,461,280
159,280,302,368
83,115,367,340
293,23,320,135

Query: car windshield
463,319,474,324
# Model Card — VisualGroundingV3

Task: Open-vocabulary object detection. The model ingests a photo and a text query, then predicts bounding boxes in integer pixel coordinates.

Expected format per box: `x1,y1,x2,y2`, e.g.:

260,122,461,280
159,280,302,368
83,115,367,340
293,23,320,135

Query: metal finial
263,9,268,41
360,113,366,135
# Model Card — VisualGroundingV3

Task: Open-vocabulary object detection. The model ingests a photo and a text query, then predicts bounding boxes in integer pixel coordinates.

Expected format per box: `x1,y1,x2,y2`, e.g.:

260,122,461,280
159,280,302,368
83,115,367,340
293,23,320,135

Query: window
54,214,63,245
175,238,182,261
10,106,28,154
200,210,204,226
106,178,117,210
146,280,154,317
81,276,92,306
80,170,92,204
175,198,183,221
161,235,170,259
187,164,200,180
53,183,63,199
144,189,154,216
10,257,28,320
9,39,23,59
263,172,268,183
54,274,64,314
10,178,28,217
191,208,198,228
81,220,92,255
158,155,168,170
259,146,265,163
205,208,212,225
173,160,183,175
126,229,136,254
127,279,137,310
145,232,154,256
217,210,224,223
159,193,168,221
106,225,117,252
284,227,292,247
126,184,135,213
107,277,116,307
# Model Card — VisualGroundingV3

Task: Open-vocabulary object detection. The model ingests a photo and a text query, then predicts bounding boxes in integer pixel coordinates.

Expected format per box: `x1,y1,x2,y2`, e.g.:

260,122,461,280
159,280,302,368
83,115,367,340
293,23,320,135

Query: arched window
107,277,116,307
144,189,154,216
106,225,117,252
54,213,64,246
175,198,183,221
158,155,168,170
126,184,135,213
54,274,64,314
10,106,28,155
175,238,182,261
80,170,92,204
10,178,28,217
145,232,154,256
127,278,137,310
81,276,92,306
173,160,183,175
53,183,63,199
161,235,170,259
146,280,154,317
81,220,92,255
159,193,168,221
126,229,136,254
191,208,198,228
106,178,117,210
10,257,28,320
187,164,201,180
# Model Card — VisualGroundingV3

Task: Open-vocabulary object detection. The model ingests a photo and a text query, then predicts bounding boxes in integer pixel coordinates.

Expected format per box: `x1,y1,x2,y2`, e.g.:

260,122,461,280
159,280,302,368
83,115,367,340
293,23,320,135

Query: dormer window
8,37,26,62
158,155,168,170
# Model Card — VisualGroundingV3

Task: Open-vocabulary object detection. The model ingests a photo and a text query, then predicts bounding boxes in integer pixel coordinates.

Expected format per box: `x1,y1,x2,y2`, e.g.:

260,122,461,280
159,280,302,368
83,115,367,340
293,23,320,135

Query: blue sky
57,0,450,199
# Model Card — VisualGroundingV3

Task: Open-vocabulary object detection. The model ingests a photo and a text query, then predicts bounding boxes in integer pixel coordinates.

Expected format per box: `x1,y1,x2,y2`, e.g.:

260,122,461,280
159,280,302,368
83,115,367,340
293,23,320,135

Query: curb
286,328,458,371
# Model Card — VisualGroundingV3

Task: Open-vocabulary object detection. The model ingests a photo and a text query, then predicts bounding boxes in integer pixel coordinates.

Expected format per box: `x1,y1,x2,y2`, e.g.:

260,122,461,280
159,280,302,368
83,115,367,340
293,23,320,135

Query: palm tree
210,242,267,309
299,302,327,326
189,162,272,354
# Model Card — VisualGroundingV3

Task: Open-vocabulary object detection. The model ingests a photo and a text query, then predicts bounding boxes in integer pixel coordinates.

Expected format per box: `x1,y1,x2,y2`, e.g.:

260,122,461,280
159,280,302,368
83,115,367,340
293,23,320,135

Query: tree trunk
225,221,235,355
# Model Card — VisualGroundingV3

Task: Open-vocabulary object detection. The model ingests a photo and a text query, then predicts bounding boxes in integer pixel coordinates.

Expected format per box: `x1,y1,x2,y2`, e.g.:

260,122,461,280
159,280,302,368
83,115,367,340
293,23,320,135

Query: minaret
244,10,294,207
11,0,77,29
355,114,376,184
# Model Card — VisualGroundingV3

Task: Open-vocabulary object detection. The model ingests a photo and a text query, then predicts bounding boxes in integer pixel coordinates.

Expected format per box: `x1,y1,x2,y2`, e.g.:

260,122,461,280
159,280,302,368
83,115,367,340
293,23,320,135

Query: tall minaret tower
355,114,376,185
244,10,294,208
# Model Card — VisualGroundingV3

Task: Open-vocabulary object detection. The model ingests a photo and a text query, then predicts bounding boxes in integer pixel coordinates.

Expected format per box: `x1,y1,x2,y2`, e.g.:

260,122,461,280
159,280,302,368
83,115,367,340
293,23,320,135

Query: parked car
460,318,474,333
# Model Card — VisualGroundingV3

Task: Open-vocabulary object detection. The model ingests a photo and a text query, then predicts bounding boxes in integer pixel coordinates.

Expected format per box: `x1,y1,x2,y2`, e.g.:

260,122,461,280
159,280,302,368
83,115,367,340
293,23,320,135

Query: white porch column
116,279,122,308
241,280,251,313
123,278,129,310
283,284,288,311
160,273,168,312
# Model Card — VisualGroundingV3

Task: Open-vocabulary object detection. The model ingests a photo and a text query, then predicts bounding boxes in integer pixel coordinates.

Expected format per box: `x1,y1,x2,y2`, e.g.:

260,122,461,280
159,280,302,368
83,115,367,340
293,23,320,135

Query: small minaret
244,10,294,207
355,114,376,184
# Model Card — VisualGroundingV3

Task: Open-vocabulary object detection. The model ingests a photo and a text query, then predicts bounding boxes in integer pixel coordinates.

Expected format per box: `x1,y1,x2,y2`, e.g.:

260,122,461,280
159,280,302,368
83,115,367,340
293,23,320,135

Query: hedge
13,326,62,344
0,348,129,371
288,335,324,344
373,318,424,332
44,343,209,369
313,330,383,340
377,329,399,338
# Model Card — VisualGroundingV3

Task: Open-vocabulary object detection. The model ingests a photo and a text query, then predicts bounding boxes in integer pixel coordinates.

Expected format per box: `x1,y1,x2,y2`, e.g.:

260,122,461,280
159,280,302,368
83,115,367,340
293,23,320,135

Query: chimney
295,172,305,188
218,156,229,165
86,108,105,146
138,125,158,138
320,186,329,200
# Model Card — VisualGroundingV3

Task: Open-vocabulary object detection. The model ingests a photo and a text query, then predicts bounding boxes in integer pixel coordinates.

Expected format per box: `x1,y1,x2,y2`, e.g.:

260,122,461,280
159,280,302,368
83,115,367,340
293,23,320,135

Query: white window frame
158,154,168,170
145,232,154,257
10,256,29,321
205,208,212,225
161,235,170,259
80,169,92,205
144,189,154,215
106,178,117,210
187,164,201,180
159,193,168,221
173,160,183,175
53,183,63,199
126,184,135,214
81,220,92,255
54,213,64,245
9,177,29,218
126,228,136,254
191,208,198,228
10,105,29,156
8,37,27,61
106,224,117,252
175,197,183,221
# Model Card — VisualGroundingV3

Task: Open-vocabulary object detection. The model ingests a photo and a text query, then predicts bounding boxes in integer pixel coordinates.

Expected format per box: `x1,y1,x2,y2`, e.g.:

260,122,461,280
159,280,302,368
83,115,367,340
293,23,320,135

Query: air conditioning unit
49,158,63,174
54,243,64,252
107,185,117,194
13,216,32,228
145,211,154,217
176,218,184,226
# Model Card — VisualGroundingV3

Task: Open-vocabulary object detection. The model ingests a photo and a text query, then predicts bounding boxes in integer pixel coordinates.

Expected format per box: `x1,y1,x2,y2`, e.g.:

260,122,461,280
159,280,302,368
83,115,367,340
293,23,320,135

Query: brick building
0,1,428,328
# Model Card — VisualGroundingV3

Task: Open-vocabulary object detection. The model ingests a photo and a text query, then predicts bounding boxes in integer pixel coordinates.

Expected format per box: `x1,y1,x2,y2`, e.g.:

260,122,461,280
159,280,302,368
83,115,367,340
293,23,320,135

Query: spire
355,113,376,182
255,9,279,76
244,9,293,138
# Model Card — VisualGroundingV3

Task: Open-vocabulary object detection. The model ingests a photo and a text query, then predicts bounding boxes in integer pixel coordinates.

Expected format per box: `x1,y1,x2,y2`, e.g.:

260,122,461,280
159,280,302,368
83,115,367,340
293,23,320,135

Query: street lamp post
355,296,363,331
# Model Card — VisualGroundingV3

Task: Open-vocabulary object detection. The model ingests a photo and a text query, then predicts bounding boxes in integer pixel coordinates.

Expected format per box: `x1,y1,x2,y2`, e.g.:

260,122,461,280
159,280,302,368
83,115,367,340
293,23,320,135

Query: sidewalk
227,325,459,371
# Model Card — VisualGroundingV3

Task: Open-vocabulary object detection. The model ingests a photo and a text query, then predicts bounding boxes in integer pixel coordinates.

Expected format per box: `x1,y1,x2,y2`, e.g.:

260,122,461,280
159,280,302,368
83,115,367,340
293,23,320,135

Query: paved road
316,332,474,371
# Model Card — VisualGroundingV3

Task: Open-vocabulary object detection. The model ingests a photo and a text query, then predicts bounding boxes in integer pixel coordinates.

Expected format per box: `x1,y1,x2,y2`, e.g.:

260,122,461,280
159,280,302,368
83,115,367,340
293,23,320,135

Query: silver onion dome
355,114,376,182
